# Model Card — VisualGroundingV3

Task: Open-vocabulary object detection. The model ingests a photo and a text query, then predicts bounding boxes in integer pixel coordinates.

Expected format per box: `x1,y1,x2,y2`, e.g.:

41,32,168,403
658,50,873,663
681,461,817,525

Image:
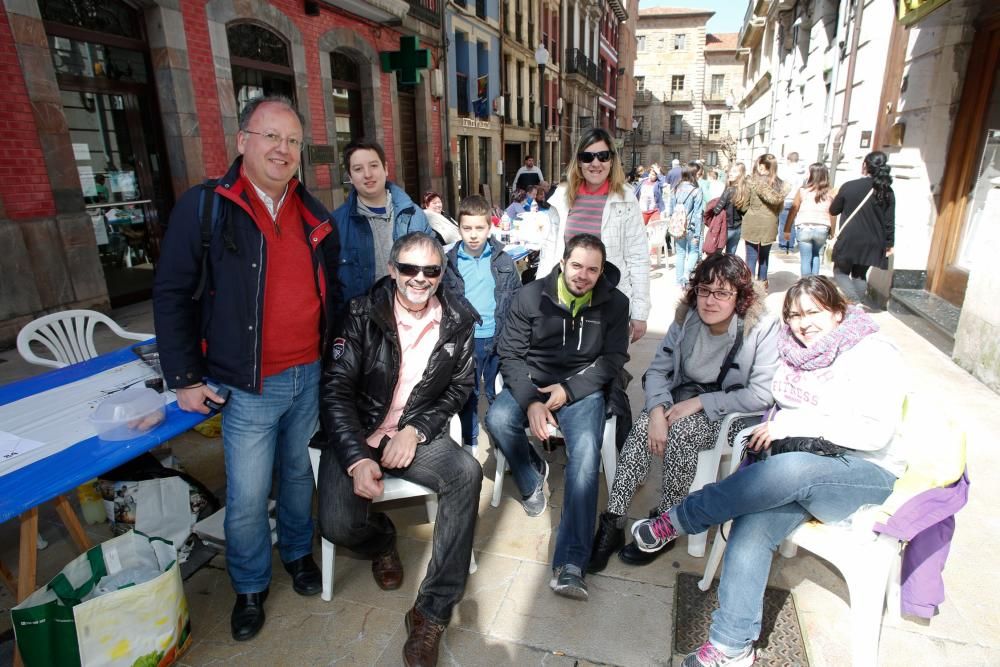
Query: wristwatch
413,427,427,444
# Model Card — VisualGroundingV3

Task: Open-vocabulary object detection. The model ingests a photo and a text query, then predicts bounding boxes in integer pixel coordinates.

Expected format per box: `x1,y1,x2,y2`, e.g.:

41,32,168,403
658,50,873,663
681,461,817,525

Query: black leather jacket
318,276,478,473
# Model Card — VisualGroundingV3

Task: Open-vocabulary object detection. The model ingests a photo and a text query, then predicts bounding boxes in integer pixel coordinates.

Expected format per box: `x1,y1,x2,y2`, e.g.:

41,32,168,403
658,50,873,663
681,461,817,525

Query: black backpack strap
716,317,745,386
192,179,219,301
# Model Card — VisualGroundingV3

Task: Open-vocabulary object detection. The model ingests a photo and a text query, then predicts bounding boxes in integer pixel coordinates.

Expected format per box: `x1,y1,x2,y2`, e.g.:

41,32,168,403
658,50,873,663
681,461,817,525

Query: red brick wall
0,8,56,219
182,0,445,185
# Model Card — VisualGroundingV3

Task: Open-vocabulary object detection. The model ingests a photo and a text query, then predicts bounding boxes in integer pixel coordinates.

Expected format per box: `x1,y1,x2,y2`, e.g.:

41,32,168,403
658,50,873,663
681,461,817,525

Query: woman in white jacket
538,128,650,342
630,275,906,667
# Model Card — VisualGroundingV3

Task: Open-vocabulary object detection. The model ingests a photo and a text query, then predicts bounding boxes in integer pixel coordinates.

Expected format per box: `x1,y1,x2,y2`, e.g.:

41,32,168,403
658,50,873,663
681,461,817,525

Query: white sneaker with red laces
681,641,755,667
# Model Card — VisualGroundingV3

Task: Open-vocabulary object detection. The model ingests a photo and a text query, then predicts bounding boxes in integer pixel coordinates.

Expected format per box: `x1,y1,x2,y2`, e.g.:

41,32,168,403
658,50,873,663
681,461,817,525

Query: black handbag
768,436,848,458
671,318,745,403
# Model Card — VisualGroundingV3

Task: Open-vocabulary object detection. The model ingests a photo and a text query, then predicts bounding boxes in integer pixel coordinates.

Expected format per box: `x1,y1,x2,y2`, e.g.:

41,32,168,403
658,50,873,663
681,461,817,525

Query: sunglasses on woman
577,150,613,164
393,262,443,278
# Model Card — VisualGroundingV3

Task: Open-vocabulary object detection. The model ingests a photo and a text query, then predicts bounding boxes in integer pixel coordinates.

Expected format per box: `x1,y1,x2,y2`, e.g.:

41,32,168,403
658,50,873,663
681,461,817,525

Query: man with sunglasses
332,139,431,313
317,232,482,667
154,95,340,641
486,233,630,601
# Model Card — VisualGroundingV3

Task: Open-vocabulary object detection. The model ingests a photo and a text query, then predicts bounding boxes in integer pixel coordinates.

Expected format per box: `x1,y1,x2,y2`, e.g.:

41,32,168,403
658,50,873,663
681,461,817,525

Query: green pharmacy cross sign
380,35,430,85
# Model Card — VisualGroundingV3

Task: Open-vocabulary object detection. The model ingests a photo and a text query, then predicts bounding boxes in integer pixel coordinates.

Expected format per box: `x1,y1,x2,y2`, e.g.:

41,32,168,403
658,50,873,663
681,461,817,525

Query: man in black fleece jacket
486,233,630,601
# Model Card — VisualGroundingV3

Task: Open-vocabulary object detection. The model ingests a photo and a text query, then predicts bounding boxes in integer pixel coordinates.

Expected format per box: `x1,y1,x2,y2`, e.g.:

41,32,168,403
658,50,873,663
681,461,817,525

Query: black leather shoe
283,554,322,596
231,588,268,641
587,512,625,574
618,539,675,566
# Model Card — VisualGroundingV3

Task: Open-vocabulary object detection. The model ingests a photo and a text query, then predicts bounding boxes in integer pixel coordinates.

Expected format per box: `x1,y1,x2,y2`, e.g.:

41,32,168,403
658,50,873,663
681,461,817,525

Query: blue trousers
459,336,499,448
669,452,896,653
221,361,320,593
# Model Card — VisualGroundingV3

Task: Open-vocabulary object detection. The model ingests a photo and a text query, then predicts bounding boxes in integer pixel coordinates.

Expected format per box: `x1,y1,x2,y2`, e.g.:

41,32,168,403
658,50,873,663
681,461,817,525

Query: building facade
0,0,448,344
447,0,503,209
631,8,742,172
735,0,1000,391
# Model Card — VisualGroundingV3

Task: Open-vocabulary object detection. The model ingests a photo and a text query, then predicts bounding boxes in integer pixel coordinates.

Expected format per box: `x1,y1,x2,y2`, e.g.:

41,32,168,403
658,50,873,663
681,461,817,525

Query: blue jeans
460,337,499,447
674,234,700,285
725,227,741,255
778,204,796,250
221,361,320,593
668,452,896,654
486,388,606,571
744,242,772,281
797,226,830,276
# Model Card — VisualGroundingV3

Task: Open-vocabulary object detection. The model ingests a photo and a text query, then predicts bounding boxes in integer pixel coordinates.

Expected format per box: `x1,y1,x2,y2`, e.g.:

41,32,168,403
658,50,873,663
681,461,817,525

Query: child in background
444,195,523,449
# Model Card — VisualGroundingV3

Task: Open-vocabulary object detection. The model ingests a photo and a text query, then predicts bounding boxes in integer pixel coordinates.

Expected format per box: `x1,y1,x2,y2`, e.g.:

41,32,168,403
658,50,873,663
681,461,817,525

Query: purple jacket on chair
872,470,970,619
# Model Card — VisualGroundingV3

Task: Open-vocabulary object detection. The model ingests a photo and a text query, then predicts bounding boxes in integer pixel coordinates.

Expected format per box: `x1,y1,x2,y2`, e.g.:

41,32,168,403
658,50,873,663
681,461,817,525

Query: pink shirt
364,296,443,450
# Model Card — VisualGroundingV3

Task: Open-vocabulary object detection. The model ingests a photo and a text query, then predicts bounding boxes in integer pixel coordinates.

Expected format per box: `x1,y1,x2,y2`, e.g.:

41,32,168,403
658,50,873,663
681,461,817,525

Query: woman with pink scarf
629,275,907,667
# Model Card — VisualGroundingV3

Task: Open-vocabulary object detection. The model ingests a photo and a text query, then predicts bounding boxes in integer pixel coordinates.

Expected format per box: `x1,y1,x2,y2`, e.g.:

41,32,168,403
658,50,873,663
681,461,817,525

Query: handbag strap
838,187,874,236
48,547,108,607
715,317,745,386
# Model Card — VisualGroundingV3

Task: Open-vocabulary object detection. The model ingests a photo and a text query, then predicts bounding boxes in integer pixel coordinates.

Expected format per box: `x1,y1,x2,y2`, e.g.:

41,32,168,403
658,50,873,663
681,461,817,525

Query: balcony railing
406,0,438,26
706,131,724,141
564,48,602,87
663,130,691,143
663,89,694,104
634,90,653,105
633,130,651,144
703,90,728,104
456,72,470,117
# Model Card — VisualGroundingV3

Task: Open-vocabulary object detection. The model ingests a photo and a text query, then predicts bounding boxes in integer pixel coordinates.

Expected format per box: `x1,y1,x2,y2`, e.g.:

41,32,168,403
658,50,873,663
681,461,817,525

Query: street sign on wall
898,0,954,26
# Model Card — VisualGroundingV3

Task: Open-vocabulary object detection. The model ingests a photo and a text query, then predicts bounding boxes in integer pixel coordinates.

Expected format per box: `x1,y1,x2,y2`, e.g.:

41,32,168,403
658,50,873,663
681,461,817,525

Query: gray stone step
888,288,960,356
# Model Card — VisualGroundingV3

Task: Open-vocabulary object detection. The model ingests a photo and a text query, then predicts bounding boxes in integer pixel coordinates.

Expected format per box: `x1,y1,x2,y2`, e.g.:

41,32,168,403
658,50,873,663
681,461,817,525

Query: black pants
317,434,482,625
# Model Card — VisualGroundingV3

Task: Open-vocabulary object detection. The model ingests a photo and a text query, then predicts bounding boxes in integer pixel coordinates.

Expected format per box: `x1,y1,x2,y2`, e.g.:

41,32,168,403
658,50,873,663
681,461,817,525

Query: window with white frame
671,75,685,91
673,34,686,50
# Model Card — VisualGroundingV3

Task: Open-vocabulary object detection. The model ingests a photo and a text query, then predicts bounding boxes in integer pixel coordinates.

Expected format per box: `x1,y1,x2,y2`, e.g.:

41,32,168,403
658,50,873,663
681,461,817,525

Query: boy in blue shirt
445,195,523,449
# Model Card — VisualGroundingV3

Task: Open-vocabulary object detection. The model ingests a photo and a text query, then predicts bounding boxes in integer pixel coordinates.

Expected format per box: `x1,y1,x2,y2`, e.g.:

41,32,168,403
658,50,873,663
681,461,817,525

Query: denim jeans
460,337,499,448
668,452,897,654
221,361,320,593
725,227,741,255
485,388,606,571
743,242,772,281
674,234,701,286
796,226,830,276
317,434,483,625
777,203,796,250
833,261,870,302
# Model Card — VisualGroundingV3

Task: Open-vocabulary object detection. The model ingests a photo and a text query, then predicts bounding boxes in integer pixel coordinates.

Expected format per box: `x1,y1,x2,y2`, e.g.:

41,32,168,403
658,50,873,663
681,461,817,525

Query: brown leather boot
372,547,404,590
403,606,446,667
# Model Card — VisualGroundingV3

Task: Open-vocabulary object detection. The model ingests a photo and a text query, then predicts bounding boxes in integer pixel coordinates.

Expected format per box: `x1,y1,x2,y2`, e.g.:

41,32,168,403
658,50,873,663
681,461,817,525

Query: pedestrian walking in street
829,151,896,304
777,152,806,253
539,127,650,342
783,163,837,276
631,275,906,667
588,254,778,573
741,153,789,287
669,166,706,287
710,162,750,255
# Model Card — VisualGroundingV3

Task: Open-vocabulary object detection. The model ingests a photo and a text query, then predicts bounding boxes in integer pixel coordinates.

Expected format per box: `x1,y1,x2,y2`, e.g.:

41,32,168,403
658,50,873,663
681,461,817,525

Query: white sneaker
681,641,755,667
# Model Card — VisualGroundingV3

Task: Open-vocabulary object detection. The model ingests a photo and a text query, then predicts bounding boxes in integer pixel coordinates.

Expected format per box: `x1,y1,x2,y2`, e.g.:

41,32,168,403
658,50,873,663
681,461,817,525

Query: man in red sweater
154,96,340,641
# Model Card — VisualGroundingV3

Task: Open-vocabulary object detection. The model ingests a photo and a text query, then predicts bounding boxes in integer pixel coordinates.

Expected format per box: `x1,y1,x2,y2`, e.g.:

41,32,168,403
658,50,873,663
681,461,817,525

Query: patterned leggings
606,409,757,516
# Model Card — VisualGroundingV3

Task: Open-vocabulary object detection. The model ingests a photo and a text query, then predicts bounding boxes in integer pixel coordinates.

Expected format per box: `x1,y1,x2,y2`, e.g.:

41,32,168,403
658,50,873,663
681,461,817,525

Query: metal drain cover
673,573,809,666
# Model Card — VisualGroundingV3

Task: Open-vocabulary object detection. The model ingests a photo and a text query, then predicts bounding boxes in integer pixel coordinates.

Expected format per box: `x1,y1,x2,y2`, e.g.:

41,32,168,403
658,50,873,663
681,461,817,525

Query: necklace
395,294,429,315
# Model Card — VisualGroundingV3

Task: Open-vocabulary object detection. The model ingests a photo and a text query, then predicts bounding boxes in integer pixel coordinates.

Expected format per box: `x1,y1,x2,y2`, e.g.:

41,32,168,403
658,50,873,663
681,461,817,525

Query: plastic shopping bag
12,530,191,667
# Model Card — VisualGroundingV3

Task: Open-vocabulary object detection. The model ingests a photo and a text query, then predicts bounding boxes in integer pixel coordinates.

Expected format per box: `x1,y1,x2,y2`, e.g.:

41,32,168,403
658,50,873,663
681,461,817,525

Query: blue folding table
0,342,208,605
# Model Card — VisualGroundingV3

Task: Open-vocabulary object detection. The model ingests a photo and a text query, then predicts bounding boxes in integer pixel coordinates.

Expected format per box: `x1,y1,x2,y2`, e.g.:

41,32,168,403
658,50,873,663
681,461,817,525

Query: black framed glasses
577,150,613,164
694,285,737,301
393,262,443,278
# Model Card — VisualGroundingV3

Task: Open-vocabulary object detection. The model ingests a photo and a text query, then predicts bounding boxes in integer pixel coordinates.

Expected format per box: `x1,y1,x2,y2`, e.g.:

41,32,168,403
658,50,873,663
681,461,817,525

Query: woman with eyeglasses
741,153,789,287
628,275,905,667
588,253,779,573
539,128,650,342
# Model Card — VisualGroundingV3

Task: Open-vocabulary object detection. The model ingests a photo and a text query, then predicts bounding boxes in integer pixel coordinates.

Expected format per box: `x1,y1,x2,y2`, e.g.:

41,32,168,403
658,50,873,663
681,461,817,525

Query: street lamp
631,118,640,173
535,43,549,180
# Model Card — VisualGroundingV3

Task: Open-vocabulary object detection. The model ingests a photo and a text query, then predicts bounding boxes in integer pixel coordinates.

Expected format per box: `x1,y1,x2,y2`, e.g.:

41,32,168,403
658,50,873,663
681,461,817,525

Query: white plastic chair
308,416,476,602
489,375,617,508
17,309,151,369
698,426,903,667
685,411,764,557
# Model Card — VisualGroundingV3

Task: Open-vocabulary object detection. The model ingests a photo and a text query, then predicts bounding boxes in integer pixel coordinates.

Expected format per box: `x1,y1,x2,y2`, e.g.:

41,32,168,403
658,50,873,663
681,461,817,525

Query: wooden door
397,88,421,198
